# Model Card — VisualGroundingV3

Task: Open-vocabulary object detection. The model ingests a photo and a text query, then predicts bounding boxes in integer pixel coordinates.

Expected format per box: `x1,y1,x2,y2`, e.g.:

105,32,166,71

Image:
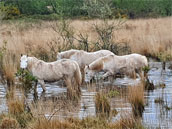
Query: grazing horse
20,55,82,93
57,49,114,82
85,53,148,82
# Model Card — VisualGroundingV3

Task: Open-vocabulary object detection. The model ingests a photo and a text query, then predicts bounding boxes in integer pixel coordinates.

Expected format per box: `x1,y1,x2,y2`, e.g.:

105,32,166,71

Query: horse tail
74,62,82,86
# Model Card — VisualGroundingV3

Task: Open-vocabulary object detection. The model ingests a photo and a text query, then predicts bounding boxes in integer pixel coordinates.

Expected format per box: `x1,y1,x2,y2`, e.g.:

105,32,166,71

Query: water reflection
0,61,172,128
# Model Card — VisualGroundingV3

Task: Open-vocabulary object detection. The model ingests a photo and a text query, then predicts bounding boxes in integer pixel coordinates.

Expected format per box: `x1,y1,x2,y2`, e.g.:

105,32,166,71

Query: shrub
0,2,20,19
16,69,37,90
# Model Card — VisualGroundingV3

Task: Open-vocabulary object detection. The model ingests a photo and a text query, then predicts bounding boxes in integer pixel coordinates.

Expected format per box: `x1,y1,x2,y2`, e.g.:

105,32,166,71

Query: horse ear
88,65,90,69
21,54,23,57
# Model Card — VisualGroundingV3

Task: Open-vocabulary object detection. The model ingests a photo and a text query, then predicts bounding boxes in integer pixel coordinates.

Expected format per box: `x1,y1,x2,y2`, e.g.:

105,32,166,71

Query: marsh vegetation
0,16,172,129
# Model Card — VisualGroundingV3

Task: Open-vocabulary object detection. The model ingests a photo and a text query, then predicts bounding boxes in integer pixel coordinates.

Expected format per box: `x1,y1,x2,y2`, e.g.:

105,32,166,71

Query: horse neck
89,58,103,71
27,57,37,72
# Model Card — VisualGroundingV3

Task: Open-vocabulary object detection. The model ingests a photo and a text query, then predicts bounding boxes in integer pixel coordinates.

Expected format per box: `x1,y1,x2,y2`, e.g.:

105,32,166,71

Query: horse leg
81,67,85,84
38,80,46,92
65,78,73,98
34,80,38,92
65,77,80,99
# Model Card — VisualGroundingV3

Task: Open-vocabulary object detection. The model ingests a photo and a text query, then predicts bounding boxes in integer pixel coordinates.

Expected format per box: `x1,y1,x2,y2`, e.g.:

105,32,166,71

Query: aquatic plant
154,97,164,104
95,92,111,116
107,90,120,98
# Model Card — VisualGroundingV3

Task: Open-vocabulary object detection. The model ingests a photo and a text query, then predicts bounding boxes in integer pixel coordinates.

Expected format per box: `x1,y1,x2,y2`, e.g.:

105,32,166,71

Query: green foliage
107,90,119,98
156,52,172,62
95,92,111,116
82,0,115,19
142,66,150,74
113,0,172,18
16,69,37,89
1,0,171,19
0,2,20,19
3,0,50,15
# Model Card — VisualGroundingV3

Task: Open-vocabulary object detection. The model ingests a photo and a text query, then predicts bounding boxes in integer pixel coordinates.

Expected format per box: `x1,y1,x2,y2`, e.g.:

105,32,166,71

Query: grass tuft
95,92,111,116
128,83,145,117
0,116,19,129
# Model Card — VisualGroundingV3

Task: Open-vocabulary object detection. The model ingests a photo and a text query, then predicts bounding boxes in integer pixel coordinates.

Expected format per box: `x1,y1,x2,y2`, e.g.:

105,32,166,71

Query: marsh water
0,60,172,128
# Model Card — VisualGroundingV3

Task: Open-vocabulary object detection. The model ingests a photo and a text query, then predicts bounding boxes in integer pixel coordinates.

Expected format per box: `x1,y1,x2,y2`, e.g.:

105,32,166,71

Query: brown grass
0,17,171,88
95,92,111,116
128,83,145,116
110,112,144,129
0,17,169,129
8,97,25,116
2,53,18,86
7,89,25,116
30,115,145,129
0,17,171,58
31,117,74,129
0,116,19,129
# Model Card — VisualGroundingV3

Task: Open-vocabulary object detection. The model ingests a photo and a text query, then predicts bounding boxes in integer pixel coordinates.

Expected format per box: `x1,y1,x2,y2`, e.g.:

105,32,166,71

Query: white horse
85,53,148,82
57,49,114,82
20,55,82,93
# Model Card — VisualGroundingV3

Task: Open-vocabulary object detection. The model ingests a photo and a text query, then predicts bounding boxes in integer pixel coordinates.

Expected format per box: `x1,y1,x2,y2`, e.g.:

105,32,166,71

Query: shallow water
143,61,172,129
0,61,172,128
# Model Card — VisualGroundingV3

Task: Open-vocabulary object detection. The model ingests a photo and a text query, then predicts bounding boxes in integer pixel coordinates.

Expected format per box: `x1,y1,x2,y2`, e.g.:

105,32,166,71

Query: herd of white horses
20,49,148,92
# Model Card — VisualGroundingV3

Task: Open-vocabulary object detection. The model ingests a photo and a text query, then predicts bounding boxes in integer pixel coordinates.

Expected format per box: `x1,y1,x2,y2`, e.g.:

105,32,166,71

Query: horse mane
27,57,44,70
60,49,80,59
89,54,114,71
89,58,103,71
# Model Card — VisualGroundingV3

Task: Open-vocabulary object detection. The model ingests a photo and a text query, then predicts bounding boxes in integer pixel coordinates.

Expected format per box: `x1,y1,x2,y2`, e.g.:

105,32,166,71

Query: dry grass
0,17,171,90
0,17,169,129
110,112,144,129
6,88,25,116
0,17,171,58
31,117,74,129
2,88,145,129
2,53,18,86
95,92,111,116
128,83,145,116
30,114,145,129
7,94,25,116
0,116,19,129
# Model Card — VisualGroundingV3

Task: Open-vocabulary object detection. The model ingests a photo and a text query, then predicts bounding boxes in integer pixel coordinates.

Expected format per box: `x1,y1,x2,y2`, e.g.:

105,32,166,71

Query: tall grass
0,41,19,86
5,88,33,128
2,53,18,86
31,117,74,129
95,92,111,116
7,96,25,116
128,83,145,116
1,17,171,61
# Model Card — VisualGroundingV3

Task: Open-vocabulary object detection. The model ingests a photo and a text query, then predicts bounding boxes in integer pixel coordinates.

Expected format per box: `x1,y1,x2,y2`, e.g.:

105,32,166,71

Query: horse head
84,65,96,82
20,54,28,69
